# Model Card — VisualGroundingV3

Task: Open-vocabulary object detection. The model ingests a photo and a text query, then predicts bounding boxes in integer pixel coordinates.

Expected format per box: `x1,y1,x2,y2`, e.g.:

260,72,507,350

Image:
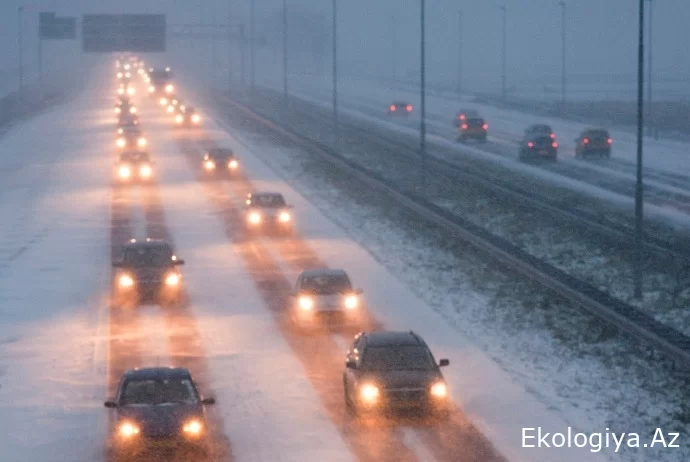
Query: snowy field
0,60,687,461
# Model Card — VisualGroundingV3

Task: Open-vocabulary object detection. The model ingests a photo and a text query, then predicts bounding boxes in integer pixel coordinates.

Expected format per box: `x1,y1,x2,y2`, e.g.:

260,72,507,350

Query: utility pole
332,0,339,152
211,4,217,87
250,0,255,97
558,1,566,111
500,5,507,104
391,13,397,83
646,0,653,136
18,6,24,93
634,0,645,299
420,0,426,191
228,0,233,96
457,9,463,97
240,23,247,87
283,0,288,100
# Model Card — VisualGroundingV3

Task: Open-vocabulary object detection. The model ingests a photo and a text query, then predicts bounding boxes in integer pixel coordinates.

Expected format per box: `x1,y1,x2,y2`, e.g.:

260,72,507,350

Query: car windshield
301,274,352,294
361,346,435,370
120,378,197,406
123,246,173,266
251,195,286,207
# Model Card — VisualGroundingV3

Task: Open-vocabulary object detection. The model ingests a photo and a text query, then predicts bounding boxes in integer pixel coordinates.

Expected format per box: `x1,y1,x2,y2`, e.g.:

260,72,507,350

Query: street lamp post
250,0,255,97
391,13,397,83
420,0,426,190
457,9,463,97
646,0,653,136
558,1,566,111
332,0,339,152
18,6,24,93
228,0,233,95
500,6,507,104
634,0,645,299
283,0,288,100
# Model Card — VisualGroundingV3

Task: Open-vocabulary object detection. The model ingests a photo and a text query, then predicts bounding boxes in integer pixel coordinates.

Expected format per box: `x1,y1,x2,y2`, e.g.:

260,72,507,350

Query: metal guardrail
220,94,690,367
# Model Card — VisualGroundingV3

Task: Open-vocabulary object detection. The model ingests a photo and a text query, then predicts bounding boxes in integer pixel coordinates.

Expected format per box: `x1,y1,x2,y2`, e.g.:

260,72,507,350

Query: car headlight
165,84,174,93
167,105,174,113
127,87,135,95
430,381,447,399
148,85,155,92
116,72,123,79
117,88,124,95
160,97,168,106
248,212,262,224
165,273,180,286
359,384,379,403
129,107,136,114
137,137,147,147
116,138,126,148
228,159,239,169
344,294,358,310
118,421,140,438
115,107,121,114
182,419,203,436
139,165,152,177
118,273,134,287
279,211,291,223
176,114,183,123
192,114,200,123
298,295,313,311
204,160,216,170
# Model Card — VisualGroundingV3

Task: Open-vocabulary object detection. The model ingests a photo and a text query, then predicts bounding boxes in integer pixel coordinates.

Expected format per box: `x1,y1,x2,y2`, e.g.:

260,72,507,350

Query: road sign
39,12,76,40
82,14,166,52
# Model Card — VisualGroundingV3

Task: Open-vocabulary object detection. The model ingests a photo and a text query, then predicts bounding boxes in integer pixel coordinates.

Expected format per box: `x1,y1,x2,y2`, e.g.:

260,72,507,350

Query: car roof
123,367,192,381
250,192,284,199
392,101,409,105
123,239,172,250
362,331,425,347
300,268,348,278
207,148,233,156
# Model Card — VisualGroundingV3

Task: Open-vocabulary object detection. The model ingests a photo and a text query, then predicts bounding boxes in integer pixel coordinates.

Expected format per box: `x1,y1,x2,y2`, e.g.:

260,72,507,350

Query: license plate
539,149,548,154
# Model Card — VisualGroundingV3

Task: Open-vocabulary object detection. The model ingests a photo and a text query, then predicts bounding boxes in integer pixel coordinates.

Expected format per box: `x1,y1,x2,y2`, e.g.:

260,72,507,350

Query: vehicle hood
125,266,174,281
117,403,203,437
362,369,441,390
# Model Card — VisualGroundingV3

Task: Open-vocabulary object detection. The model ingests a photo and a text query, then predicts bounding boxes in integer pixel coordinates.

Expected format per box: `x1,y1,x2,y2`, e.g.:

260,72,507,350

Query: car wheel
343,380,356,415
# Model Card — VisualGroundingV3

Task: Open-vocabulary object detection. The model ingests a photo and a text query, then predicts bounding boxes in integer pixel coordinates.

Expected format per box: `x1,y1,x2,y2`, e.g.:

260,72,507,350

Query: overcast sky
1,0,688,95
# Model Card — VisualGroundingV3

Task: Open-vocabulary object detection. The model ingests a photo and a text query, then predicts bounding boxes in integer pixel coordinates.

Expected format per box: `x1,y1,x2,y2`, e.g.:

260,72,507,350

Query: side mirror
201,397,216,405
104,400,117,408
174,259,185,265
355,288,364,295
112,261,123,268
439,359,450,367
345,359,357,369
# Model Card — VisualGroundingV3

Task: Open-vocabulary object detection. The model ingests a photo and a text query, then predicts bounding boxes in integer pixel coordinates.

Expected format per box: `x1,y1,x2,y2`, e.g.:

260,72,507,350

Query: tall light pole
634,0,645,299
391,13,397,83
500,6,507,104
558,1,566,111
282,0,288,100
250,0,255,97
457,9,463,97
420,0,427,190
332,0,339,152
18,6,24,93
646,0,653,136
228,0,233,95
211,3,218,86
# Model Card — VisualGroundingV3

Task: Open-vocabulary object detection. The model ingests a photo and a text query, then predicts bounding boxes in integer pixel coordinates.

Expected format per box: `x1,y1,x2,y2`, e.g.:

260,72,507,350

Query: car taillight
550,133,556,139
607,138,613,144
482,123,488,130
389,105,396,111
461,124,468,129
528,142,534,148
552,142,558,148
583,138,589,144
406,104,413,111
459,114,466,120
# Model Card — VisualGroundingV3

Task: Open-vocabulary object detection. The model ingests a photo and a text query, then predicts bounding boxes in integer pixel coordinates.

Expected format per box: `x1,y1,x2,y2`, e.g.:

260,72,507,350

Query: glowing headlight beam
359,384,379,403
430,382,448,398
118,273,134,287
165,273,180,286
228,159,239,169
344,295,358,309
248,212,262,225
279,211,291,223
183,419,203,435
118,421,140,438
139,165,152,177
298,295,313,311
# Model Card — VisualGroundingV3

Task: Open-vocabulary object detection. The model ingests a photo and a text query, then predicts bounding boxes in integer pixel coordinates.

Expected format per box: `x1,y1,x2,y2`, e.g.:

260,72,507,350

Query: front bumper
116,282,181,303
293,308,361,327
357,389,449,414
109,434,209,457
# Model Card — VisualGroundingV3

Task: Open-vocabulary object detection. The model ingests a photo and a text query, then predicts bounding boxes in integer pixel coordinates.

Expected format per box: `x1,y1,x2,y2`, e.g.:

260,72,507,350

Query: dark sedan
104,367,215,460
343,331,450,418
112,239,185,305
575,129,612,158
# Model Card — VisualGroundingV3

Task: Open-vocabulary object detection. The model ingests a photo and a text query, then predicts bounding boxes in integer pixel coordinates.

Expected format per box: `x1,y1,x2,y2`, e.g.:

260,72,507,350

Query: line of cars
106,55,453,460
385,99,613,161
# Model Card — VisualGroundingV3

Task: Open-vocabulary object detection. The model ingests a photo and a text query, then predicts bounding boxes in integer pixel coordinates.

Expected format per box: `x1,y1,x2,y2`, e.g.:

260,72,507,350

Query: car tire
344,380,356,415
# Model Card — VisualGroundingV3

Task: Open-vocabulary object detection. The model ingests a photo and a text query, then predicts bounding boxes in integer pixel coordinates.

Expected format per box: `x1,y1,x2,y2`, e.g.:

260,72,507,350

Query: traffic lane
211,144,507,462
177,136,422,462
139,179,235,462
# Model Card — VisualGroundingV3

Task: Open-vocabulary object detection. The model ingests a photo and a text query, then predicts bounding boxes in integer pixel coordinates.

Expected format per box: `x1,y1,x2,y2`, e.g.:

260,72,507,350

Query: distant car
104,367,215,460
243,192,293,234
176,106,201,127
166,98,181,114
115,127,147,150
343,331,450,417
115,101,137,116
115,151,154,182
112,239,185,305
457,117,488,143
575,129,612,158
290,269,364,330
519,125,558,161
201,148,239,175
453,109,480,127
117,112,139,127
387,102,413,116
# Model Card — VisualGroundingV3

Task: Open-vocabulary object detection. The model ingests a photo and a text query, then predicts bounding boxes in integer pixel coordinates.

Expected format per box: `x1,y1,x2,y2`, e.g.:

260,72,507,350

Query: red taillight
390,105,396,111
406,104,413,111
607,138,613,144
549,133,556,139
461,124,468,129
552,142,558,148
460,114,466,120
528,142,534,148
583,138,589,144
482,123,488,130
